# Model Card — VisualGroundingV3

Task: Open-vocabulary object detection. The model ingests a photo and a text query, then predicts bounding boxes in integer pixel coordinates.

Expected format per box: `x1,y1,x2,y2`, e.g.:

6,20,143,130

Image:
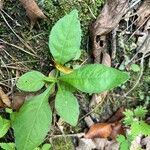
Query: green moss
52,137,74,150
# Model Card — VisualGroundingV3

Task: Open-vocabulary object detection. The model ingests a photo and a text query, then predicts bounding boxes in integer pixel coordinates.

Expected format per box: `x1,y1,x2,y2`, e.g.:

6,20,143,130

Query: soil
0,0,150,149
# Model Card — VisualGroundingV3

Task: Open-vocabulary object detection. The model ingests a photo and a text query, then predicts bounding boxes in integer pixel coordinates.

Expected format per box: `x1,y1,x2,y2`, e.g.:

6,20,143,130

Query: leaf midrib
59,13,76,64
22,86,52,150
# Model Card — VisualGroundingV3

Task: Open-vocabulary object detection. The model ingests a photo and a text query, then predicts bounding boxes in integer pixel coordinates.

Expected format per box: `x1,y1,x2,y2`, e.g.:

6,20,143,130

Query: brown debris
110,122,125,140
84,108,126,140
136,0,150,27
0,98,5,108
19,0,46,27
0,87,11,107
11,93,27,111
92,0,128,37
11,93,36,111
85,122,125,140
85,123,113,139
101,52,111,67
107,107,125,123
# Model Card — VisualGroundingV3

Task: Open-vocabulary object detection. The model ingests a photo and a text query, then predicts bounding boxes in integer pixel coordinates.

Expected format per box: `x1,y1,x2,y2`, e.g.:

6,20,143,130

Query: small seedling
12,10,129,150
117,106,150,150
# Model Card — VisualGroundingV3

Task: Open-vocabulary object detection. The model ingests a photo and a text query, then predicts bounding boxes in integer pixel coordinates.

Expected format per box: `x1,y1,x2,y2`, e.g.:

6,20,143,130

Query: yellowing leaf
54,62,73,74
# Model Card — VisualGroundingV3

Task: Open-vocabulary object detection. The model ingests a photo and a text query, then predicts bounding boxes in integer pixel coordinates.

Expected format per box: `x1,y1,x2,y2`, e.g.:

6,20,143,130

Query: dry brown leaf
110,122,125,140
92,0,128,37
11,93,35,110
19,0,46,27
0,87,11,107
101,52,111,67
136,0,150,27
85,123,113,139
11,93,27,110
0,99,5,108
107,107,125,123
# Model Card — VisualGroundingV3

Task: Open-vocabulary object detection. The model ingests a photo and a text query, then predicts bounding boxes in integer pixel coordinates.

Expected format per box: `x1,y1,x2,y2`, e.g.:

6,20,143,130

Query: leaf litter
1,0,150,149
19,0,46,28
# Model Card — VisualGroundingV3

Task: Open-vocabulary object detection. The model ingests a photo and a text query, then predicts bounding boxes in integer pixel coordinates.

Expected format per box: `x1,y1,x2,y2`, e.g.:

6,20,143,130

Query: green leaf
134,106,147,119
5,108,13,114
131,121,150,139
130,64,140,72
123,110,134,126
33,148,41,150
16,71,45,92
58,81,76,93
59,64,129,93
0,116,10,138
49,9,81,64
42,144,51,150
12,85,54,150
0,143,15,150
116,135,129,150
55,85,79,126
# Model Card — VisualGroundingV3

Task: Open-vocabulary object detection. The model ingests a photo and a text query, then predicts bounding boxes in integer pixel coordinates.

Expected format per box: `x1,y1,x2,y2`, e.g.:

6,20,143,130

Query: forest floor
0,0,150,150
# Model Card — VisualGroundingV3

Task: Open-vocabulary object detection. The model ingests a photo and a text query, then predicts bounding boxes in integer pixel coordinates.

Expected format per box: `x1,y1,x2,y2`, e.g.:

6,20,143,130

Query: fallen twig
0,39,36,57
0,11,37,55
49,133,85,139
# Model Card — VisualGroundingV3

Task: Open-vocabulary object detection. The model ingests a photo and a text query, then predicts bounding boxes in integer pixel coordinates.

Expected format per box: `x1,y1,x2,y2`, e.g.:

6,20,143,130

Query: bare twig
135,52,150,62
1,9,21,26
49,133,85,139
0,39,36,57
79,99,105,121
129,15,150,40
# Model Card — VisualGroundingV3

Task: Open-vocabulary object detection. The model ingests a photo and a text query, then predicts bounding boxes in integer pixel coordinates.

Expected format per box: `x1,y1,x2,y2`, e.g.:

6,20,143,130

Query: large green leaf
55,85,79,126
16,71,45,92
0,116,10,138
49,9,81,64
59,64,129,93
12,85,53,150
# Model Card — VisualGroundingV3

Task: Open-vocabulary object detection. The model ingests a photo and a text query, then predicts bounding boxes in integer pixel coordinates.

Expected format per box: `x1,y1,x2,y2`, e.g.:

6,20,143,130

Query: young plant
12,10,129,150
117,106,150,150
